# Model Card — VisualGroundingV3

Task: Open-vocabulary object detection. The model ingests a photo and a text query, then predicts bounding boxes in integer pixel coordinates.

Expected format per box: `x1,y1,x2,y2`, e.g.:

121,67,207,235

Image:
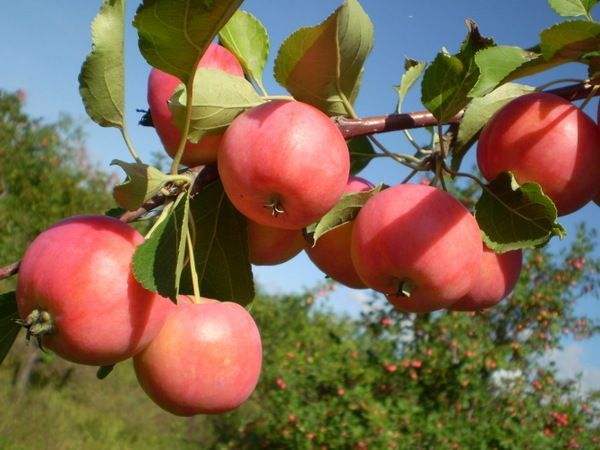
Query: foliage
0,91,112,280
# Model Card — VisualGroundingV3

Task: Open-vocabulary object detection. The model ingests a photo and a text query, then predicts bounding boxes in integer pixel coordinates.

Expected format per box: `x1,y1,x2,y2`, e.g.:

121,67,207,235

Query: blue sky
1,0,599,388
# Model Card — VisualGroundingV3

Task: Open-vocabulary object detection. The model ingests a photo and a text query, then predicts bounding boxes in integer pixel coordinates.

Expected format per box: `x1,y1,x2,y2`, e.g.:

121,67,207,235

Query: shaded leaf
0,291,20,366
548,0,598,18
182,181,254,304
274,0,373,116
133,0,242,83
79,0,125,128
469,46,539,97
170,69,264,143
132,192,190,301
306,185,383,244
219,10,269,92
104,207,126,218
111,160,176,211
540,20,600,60
451,83,535,172
348,137,376,174
97,365,115,380
395,59,426,113
475,172,564,252
422,21,494,121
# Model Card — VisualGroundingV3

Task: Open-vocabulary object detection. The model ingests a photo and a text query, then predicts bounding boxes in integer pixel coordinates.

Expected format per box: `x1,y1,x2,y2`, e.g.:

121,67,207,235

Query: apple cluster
15,43,600,417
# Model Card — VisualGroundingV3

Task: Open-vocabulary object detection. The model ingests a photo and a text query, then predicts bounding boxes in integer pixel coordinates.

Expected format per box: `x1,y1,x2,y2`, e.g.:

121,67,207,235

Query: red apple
351,184,483,313
247,220,305,265
306,176,373,288
218,100,350,229
134,299,262,416
147,44,243,167
477,92,600,216
450,246,522,311
16,216,173,366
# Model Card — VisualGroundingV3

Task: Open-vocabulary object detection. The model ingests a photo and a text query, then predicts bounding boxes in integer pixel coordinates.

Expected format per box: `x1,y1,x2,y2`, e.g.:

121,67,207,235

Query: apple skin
16,216,174,366
247,220,305,265
147,43,243,167
477,92,600,216
596,100,600,207
217,100,350,230
350,184,483,313
306,176,374,288
133,300,262,416
450,247,522,311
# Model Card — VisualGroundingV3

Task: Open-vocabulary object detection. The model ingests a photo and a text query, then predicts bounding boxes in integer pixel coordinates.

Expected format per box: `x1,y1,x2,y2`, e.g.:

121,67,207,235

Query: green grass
0,342,223,449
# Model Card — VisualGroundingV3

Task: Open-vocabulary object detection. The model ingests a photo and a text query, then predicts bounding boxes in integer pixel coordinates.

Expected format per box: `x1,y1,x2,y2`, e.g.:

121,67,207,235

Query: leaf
274,0,374,116
348,137,376,174
183,181,254,304
469,46,539,98
219,10,269,92
421,20,494,121
132,192,190,301
548,0,598,18
169,69,264,143
0,291,20,366
451,83,535,172
306,185,383,244
475,172,564,252
78,0,125,128
104,207,126,218
395,59,426,113
111,160,176,211
133,0,243,83
97,365,115,380
540,20,600,60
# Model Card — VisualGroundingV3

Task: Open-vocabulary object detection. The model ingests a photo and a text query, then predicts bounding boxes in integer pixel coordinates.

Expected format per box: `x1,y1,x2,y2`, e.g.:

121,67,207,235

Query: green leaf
451,83,535,172
274,0,374,116
104,207,126,218
78,0,125,128
97,365,115,380
469,46,539,98
421,21,494,121
540,20,600,60
395,59,426,113
111,160,176,211
548,0,598,18
348,137,376,174
306,185,382,244
219,10,269,92
133,0,243,83
132,192,190,301
183,181,254,304
0,291,20,366
170,69,264,143
475,172,564,252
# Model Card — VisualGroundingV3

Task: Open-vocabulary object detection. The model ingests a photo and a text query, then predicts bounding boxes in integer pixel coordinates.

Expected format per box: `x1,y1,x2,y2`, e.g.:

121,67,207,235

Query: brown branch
339,82,599,140
0,82,597,282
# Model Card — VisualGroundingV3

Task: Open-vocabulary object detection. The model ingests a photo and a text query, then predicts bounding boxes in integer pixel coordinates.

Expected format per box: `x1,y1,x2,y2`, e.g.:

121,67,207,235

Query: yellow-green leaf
79,0,125,128
274,0,373,116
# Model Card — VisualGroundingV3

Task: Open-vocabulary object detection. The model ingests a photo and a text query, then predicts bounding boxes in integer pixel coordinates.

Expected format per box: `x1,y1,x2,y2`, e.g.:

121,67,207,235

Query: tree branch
0,82,597,281
339,82,598,140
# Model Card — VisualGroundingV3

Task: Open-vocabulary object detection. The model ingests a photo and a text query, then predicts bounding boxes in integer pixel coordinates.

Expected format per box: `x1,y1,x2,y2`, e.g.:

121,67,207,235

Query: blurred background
0,1,599,448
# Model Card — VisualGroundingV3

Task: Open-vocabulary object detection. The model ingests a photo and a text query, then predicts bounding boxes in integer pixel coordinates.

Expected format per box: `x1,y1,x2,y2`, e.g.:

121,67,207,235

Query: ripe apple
247,219,305,265
147,44,243,167
450,246,522,311
16,216,173,366
306,176,374,288
351,184,483,313
134,299,262,416
218,100,350,230
477,92,600,216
